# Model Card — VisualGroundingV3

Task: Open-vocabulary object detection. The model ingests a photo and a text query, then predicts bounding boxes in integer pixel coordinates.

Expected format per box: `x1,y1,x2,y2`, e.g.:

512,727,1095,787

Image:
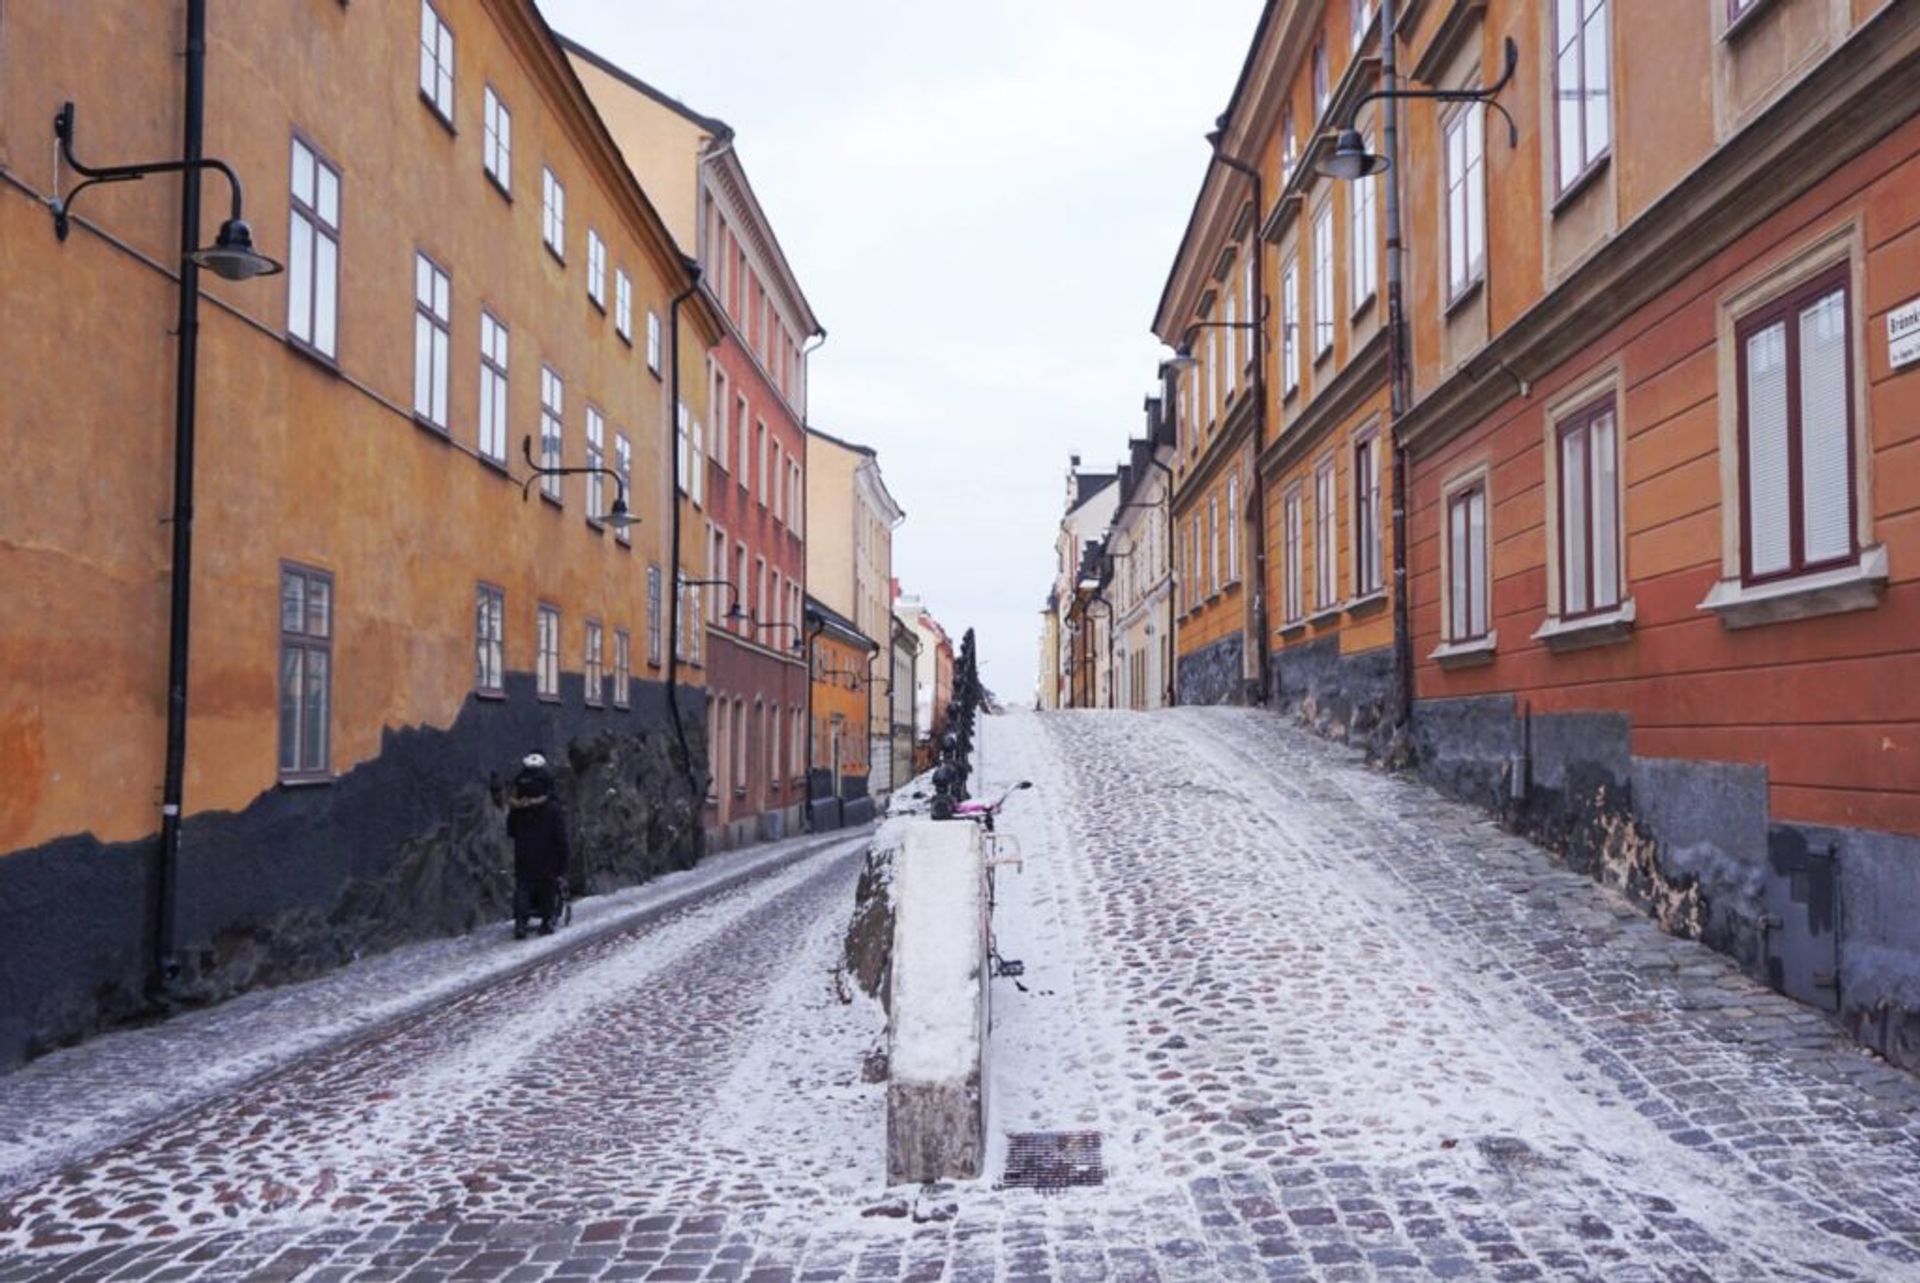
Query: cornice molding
1408,0,1488,86
1260,329,1388,478
1399,0,1920,460
1174,398,1259,514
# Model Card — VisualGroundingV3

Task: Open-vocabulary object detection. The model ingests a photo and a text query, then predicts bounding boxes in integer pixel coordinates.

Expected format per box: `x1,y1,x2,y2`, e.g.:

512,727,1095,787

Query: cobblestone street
3,710,1919,1281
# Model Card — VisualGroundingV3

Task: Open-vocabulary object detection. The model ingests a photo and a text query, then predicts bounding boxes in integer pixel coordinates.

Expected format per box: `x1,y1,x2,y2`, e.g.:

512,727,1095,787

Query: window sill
1276,619,1308,639
278,774,335,789
585,517,605,535
474,687,507,702
544,242,566,267
617,330,633,347
1351,291,1377,323
485,171,512,203
1445,275,1484,319
539,490,563,510
648,364,663,381
285,335,341,375
1347,587,1389,615
536,693,561,705
1698,546,1888,630
1533,599,1636,651
1430,631,1498,668
413,413,451,440
1551,154,1610,217
1724,0,1781,42
1307,602,1345,626
589,296,606,315
420,92,456,136
478,454,512,479
1314,347,1333,369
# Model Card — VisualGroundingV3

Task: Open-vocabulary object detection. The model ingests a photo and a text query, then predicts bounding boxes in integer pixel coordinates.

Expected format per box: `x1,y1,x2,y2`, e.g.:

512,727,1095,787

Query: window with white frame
1554,0,1611,193
736,395,750,482
279,563,332,779
772,442,785,524
1351,0,1372,50
1313,38,1330,118
585,406,605,522
1281,108,1297,186
713,368,730,471
1208,495,1220,594
419,1,453,124
1556,395,1621,617
287,136,340,359
585,619,604,707
482,86,510,192
675,401,690,495
647,565,663,665
615,269,632,342
412,253,450,430
757,422,769,505
1281,257,1300,396
536,604,560,700
1206,327,1219,423
478,311,508,463
587,229,606,310
613,431,632,545
613,629,631,708
1226,473,1240,583
474,583,504,694
1283,486,1304,624
1352,142,1378,311
709,528,727,624
539,366,563,502
691,415,705,501
1224,288,1239,397
1446,480,1490,641
1445,103,1486,301
1736,265,1856,584
1354,433,1382,595
646,311,661,374
541,166,565,259
1315,459,1338,610
735,543,750,631
1313,205,1334,359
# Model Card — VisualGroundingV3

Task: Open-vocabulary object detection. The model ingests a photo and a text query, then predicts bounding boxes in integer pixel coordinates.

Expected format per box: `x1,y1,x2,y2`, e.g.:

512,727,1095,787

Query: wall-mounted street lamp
521,435,639,529
1166,311,1267,371
51,102,282,280
1317,38,1520,181
752,619,807,653
677,576,747,623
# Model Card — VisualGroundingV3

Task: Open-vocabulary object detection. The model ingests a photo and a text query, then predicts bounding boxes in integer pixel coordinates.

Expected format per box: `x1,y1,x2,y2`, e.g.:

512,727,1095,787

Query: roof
1067,473,1117,518
807,426,877,458
804,594,877,651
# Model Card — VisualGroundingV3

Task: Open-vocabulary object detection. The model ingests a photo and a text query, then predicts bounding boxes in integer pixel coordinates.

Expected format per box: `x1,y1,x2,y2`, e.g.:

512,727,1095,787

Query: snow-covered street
3,709,1920,1281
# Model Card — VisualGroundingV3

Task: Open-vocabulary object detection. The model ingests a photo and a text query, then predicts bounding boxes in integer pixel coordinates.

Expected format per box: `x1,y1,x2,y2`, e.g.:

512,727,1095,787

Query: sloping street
3,710,1919,1281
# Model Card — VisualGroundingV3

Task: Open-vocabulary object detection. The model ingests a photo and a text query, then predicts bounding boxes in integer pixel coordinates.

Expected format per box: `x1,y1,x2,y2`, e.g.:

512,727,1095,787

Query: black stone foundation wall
0,672,705,1073
1267,636,1398,761
1176,632,1248,706
1413,694,1920,1072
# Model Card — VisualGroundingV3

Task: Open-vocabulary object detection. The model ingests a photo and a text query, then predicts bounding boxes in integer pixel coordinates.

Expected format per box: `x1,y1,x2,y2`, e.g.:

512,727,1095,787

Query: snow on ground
889,818,985,1089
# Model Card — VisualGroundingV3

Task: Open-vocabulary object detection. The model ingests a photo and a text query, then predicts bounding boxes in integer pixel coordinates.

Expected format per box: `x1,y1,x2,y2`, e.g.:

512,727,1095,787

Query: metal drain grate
1001,1131,1106,1191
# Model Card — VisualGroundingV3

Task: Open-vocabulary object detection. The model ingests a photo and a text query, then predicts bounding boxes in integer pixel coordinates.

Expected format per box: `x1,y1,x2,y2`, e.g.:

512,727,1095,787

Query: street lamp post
521,435,641,529
1317,6,1519,736
48,5,285,998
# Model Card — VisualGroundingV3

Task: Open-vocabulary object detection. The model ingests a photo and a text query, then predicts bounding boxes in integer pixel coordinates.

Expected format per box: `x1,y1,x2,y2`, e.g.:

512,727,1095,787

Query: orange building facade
804,596,877,830
1388,0,1920,1065
0,0,722,1067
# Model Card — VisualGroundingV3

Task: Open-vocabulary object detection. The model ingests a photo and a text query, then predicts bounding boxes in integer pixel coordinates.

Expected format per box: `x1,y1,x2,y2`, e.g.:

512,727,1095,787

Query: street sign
1891,297,1920,371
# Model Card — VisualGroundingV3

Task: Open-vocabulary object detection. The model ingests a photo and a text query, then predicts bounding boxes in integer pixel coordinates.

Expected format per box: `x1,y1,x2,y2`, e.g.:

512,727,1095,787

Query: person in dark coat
506,752,570,939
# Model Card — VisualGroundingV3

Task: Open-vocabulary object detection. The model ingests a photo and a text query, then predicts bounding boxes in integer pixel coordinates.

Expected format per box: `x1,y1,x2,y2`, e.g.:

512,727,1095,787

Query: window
1281,257,1300,397
647,311,662,374
614,630,630,708
539,366,564,503
713,369,731,471
733,696,747,788
419,1,453,124
585,406,605,522
287,137,340,360
1283,487,1304,624
1315,460,1338,610
1281,108,1297,186
792,707,804,780
1226,473,1240,583
1206,327,1218,423
1351,140,1378,310
585,620,604,707
1313,205,1334,359
482,86,510,193
412,253,450,430
691,416,706,501
478,311,508,464
1554,0,1611,193
1313,38,1330,119
613,431,632,545
536,604,560,700
756,422,768,505
474,583,504,694
587,229,606,310
647,565,663,666
1351,0,1372,50
1208,495,1220,594
1354,434,1382,596
1447,481,1490,641
615,270,632,341
542,166,565,259
1554,396,1621,617
1224,289,1239,397
768,706,780,783
675,401,690,495
736,395,751,483
772,442,785,523
1445,105,1486,301
1737,267,1856,584
710,528,728,625
279,564,332,779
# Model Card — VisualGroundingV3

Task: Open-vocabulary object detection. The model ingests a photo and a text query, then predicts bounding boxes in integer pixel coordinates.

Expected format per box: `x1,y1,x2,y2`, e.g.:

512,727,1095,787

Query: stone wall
1412,695,1920,1072
1175,633,1247,706
0,672,704,1072
1267,636,1398,761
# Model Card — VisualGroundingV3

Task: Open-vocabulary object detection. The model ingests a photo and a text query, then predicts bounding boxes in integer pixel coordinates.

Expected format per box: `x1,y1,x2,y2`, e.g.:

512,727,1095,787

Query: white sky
542,0,1264,702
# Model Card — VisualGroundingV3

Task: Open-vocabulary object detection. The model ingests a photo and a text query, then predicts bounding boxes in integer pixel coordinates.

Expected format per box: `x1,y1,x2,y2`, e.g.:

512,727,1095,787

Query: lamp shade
1317,129,1390,181
189,218,282,280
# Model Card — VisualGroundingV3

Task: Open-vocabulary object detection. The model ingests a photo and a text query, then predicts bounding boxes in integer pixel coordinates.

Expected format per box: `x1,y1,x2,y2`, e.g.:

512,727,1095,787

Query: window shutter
1798,288,1852,566
1744,321,1792,577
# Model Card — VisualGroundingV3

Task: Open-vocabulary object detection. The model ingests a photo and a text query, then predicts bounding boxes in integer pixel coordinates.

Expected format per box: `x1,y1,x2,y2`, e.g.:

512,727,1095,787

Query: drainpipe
803,615,824,830
666,265,703,845
1207,142,1269,705
1144,456,1177,707
153,0,209,997
1382,0,1416,736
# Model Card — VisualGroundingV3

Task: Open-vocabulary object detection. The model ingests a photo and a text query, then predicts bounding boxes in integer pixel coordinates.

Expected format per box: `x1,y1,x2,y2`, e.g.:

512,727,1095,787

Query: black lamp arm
1345,37,1521,148
519,433,632,512
52,101,246,238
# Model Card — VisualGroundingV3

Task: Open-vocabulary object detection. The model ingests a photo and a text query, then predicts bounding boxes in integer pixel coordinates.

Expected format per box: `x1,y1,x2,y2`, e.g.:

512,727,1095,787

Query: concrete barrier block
886,818,987,1184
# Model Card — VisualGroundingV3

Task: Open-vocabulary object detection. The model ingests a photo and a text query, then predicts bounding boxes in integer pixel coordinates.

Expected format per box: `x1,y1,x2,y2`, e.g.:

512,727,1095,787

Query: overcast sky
543,0,1263,702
